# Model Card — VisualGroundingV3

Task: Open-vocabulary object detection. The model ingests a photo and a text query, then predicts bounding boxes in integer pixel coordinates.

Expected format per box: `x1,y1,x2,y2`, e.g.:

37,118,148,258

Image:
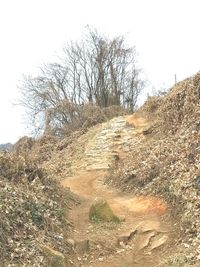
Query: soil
61,115,175,267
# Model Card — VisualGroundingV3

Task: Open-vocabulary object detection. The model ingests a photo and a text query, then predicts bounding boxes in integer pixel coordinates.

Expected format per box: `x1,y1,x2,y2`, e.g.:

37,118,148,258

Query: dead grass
0,151,76,266
105,72,200,265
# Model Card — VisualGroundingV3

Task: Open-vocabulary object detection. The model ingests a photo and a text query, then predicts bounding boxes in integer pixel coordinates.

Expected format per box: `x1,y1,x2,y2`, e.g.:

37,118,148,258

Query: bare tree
20,27,144,136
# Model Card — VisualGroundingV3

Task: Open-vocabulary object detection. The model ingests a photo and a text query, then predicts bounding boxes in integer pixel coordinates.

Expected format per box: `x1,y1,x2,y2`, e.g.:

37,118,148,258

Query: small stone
117,249,125,254
66,238,75,249
119,241,126,248
96,244,101,250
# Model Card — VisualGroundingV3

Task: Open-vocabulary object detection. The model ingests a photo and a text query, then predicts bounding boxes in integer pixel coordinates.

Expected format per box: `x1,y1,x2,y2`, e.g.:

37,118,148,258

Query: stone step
84,115,137,171
86,164,110,170
85,159,109,164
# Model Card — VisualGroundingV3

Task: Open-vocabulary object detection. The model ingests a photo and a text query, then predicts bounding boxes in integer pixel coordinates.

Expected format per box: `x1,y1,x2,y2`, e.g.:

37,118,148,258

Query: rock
119,215,126,222
137,231,156,250
89,198,120,223
193,176,200,190
41,245,67,267
142,126,153,135
119,241,127,248
148,235,168,251
117,229,138,245
84,116,137,171
75,239,90,254
116,249,125,254
66,238,75,250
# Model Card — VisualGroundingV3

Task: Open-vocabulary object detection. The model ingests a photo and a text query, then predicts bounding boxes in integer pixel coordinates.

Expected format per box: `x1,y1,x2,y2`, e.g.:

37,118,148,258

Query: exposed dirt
126,113,152,130
61,114,175,267
105,73,200,266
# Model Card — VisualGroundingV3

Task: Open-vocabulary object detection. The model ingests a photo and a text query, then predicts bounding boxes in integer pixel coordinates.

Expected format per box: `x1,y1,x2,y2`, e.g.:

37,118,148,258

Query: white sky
0,0,199,143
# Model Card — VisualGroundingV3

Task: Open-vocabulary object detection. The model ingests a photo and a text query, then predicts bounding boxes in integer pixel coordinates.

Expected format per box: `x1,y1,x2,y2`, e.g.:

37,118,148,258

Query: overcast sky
0,0,199,143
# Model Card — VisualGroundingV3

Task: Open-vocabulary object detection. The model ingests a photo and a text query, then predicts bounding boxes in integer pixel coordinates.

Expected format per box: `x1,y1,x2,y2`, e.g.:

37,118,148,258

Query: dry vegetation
0,152,77,266
1,73,200,266
20,28,143,137
0,105,127,266
106,72,200,265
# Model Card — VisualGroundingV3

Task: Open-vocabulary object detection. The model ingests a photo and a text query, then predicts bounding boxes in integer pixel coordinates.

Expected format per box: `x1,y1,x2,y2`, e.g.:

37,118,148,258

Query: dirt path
61,114,174,267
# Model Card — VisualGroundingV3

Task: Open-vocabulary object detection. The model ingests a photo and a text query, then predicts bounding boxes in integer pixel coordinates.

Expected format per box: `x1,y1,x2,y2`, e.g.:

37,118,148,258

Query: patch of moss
89,199,120,223
41,245,67,267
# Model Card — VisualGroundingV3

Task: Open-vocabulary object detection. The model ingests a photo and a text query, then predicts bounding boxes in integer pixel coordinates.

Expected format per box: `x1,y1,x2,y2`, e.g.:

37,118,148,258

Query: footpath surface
62,115,173,267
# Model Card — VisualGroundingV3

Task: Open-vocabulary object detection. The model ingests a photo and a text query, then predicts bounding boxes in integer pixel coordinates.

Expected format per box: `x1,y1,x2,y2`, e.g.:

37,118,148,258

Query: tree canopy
20,28,144,136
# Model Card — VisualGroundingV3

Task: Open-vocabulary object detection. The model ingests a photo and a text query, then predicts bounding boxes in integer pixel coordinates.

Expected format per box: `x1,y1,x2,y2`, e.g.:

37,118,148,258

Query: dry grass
0,151,76,266
106,72,200,265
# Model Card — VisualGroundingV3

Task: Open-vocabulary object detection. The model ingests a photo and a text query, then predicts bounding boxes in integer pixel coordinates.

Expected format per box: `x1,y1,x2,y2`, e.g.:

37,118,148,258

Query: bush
48,103,128,137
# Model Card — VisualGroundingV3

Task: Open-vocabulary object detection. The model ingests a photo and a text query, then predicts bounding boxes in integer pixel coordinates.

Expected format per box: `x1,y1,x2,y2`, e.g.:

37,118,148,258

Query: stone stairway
84,116,137,171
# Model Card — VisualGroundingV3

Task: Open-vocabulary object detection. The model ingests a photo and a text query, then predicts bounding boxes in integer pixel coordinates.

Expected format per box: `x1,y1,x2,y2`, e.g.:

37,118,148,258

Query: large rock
41,245,67,267
89,198,120,223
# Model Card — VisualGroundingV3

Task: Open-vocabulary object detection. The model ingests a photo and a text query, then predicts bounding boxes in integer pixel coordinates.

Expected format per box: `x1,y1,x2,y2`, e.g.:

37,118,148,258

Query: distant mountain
0,143,13,151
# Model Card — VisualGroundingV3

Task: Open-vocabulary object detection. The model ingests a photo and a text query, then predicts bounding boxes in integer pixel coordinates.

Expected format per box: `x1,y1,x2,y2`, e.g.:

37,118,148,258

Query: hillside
106,72,200,265
0,72,200,266
0,151,79,266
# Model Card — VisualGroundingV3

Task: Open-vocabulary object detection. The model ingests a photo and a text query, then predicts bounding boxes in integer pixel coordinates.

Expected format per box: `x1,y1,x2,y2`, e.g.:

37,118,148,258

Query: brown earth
105,73,200,266
2,73,200,266
14,72,199,266
60,114,175,267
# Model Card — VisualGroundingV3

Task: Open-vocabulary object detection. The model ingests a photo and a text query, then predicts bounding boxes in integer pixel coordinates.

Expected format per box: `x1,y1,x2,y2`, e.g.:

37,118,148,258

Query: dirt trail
61,114,174,267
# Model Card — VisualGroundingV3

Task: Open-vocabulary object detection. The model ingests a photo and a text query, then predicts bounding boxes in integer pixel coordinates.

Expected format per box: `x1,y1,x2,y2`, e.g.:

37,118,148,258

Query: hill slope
106,72,200,265
1,72,200,266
